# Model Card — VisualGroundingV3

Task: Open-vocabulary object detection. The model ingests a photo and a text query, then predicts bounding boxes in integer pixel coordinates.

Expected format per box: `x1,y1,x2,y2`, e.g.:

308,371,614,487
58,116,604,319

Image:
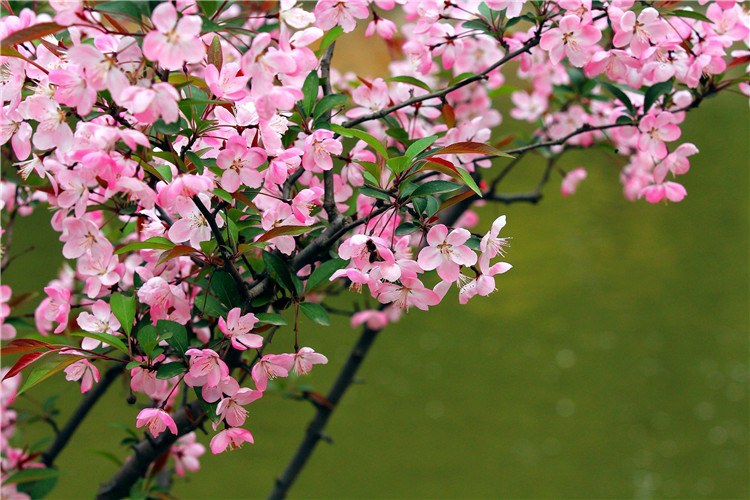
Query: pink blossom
209,427,254,454
639,181,687,204
347,78,390,119
131,357,170,400
539,15,601,67
653,143,698,183
137,276,190,324
417,225,477,283
136,408,178,438
365,17,397,39
613,7,669,57
168,195,221,248
292,347,328,375
479,215,511,266
64,358,100,393
76,300,121,350
0,285,16,341
142,2,206,71
37,286,71,334
184,349,229,388
119,83,180,124
251,353,294,392
218,308,263,350
314,0,369,33
170,432,206,476
290,187,324,224
350,310,389,330
457,260,513,305
561,167,588,197
510,91,548,122
374,276,441,311
48,66,97,116
302,130,343,172
638,112,681,160
205,63,249,101
216,387,262,427
216,135,267,192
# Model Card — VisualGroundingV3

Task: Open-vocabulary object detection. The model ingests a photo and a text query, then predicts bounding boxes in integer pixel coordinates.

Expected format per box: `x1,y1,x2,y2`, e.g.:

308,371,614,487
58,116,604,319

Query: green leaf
207,35,223,71
200,16,222,33
315,26,344,57
599,81,636,116
5,468,66,485
156,362,187,380
462,19,492,33
16,355,83,397
385,75,432,92
213,187,233,203
301,70,319,117
210,270,242,309
152,118,186,135
404,135,439,160
115,236,175,255
70,332,129,355
657,7,712,23
195,292,227,318
410,180,462,198
186,151,205,174
256,312,287,326
643,80,673,113
263,251,302,295
395,222,419,236
136,324,159,358
110,292,136,336
386,155,409,175
456,166,482,197
331,124,388,159
300,302,330,326
305,258,347,292
313,93,348,120
359,187,391,202
448,72,476,87
156,320,189,357
125,361,142,370
154,164,173,183
487,84,518,99
99,1,146,20
616,115,636,125
194,387,221,423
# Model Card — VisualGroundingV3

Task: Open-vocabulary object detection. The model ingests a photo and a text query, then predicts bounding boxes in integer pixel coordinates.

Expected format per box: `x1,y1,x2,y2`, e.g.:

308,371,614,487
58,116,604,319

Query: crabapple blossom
540,15,602,67
136,408,178,438
561,167,588,197
252,354,294,392
417,225,477,283
216,387,262,427
170,433,206,476
142,2,206,70
292,347,328,375
218,308,263,350
184,349,229,388
64,358,100,393
210,428,254,454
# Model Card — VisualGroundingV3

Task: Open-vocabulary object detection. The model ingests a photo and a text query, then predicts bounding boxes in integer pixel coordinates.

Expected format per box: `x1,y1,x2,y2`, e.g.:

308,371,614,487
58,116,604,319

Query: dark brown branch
341,37,540,129
320,43,339,221
267,321,384,500
42,362,124,467
95,400,204,500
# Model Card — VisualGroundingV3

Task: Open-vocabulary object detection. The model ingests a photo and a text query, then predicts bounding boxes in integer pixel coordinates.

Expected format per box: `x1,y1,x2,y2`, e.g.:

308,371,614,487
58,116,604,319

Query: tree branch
320,43,339,221
341,36,541,129
267,321,384,500
42,362,124,467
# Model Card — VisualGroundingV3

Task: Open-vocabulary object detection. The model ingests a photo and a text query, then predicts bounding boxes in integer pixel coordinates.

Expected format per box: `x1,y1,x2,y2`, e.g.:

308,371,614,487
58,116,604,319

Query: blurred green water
3,93,747,499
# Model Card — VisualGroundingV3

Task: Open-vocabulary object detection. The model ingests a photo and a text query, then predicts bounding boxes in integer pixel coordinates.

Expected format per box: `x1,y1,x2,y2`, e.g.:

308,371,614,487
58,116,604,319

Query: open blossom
218,308,263,350
36,286,71,334
119,83,180,124
184,349,229,388
457,259,513,305
561,167,588,197
170,432,206,477
64,358,100,393
638,112,681,160
292,347,328,375
653,143,698,183
314,0,369,33
205,63,249,101
142,2,205,70
639,181,687,204
136,408,178,438
302,130,342,172
210,428,254,454
76,300,121,350
350,310,389,330
613,7,668,57
216,387,262,427
216,135,267,192
251,353,294,392
417,225,477,283
168,195,221,248
1,286,16,341
375,276,441,311
540,15,601,67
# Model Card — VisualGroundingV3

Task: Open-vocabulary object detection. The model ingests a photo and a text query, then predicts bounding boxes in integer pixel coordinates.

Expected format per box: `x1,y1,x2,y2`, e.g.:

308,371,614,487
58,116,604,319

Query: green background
3,43,748,500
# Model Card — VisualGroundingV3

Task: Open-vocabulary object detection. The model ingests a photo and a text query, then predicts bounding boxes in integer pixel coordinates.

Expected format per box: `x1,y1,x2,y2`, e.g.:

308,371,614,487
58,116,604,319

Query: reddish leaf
256,225,314,243
1,338,53,356
436,189,476,214
442,102,456,129
2,22,64,47
231,191,259,212
728,55,750,69
157,245,201,266
3,351,50,380
432,141,514,158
